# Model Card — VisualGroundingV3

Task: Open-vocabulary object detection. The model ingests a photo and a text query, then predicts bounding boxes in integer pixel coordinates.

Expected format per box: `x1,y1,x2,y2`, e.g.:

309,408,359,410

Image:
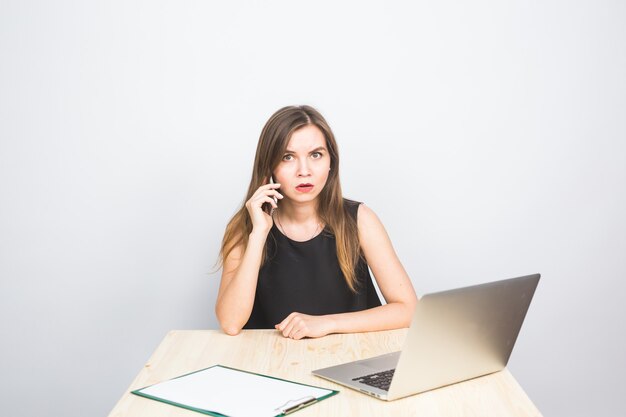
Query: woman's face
273,124,331,205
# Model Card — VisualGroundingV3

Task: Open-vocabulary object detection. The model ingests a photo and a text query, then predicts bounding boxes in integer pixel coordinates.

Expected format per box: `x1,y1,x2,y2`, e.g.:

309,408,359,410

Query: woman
216,105,417,339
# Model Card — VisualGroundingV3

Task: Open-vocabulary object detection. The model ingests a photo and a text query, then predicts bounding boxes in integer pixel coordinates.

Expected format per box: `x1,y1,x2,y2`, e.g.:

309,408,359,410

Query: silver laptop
313,273,540,401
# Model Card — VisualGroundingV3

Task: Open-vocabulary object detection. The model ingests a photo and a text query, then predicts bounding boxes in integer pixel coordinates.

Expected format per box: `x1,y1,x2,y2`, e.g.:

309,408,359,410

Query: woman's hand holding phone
245,177,283,235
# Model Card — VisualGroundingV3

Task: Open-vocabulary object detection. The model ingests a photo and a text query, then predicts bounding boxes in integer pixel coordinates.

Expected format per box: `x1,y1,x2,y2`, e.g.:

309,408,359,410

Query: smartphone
263,176,279,215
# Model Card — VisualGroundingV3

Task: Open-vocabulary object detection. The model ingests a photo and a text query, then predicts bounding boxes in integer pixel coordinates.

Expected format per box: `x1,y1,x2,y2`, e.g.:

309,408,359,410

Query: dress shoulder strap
343,198,363,220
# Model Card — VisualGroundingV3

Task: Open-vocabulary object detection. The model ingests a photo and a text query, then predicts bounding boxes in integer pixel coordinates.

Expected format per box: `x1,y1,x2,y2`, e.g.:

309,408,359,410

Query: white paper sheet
134,365,336,417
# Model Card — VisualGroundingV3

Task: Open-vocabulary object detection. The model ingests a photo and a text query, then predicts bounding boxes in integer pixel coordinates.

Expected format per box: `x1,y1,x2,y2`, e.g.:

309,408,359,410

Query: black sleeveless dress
243,199,382,329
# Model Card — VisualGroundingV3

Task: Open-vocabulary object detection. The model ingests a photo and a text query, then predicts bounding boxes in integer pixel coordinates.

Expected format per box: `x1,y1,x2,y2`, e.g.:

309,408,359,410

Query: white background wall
1,1,624,416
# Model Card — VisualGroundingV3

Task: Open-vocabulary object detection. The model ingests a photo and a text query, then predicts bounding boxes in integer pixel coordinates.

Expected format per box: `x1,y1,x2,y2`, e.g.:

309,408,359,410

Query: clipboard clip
275,396,317,415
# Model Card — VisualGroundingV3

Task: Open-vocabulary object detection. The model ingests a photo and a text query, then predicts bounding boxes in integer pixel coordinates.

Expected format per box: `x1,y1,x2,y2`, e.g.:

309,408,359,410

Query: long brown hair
218,105,362,292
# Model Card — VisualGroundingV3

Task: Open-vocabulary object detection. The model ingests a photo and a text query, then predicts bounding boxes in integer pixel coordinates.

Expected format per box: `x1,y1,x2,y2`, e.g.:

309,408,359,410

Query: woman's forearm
215,231,268,335
327,301,416,334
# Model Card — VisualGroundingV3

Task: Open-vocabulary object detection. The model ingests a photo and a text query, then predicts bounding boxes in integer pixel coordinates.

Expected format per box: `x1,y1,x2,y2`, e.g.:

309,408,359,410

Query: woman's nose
297,159,311,177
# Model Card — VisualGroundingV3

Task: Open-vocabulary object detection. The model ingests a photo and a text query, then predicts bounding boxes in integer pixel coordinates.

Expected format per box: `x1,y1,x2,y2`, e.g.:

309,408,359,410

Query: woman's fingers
276,313,296,337
276,313,333,340
245,183,284,232
256,191,283,204
281,318,296,338
291,327,304,340
276,313,312,339
247,191,282,213
259,182,282,191
249,187,283,206
254,195,277,209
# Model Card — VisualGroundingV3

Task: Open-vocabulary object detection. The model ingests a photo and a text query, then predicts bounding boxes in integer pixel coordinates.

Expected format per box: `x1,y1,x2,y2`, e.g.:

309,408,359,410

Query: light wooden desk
109,329,541,417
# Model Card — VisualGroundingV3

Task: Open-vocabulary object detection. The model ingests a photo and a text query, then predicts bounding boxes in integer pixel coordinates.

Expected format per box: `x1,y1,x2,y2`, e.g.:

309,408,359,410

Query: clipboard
131,364,338,417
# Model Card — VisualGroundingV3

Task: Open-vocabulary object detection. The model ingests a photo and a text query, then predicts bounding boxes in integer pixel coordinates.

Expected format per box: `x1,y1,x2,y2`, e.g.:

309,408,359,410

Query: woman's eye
282,154,293,161
311,152,322,159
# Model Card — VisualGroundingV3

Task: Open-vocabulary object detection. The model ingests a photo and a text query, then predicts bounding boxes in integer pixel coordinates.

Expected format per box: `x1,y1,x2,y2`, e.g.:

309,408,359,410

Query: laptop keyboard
352,369,395,391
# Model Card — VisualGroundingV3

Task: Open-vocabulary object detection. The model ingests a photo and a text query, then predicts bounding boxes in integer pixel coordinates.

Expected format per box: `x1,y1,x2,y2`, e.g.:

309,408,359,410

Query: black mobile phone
263,176,279,215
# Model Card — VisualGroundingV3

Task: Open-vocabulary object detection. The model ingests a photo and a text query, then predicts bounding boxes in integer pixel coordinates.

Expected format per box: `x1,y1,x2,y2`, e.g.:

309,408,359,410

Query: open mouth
295,183,314,193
